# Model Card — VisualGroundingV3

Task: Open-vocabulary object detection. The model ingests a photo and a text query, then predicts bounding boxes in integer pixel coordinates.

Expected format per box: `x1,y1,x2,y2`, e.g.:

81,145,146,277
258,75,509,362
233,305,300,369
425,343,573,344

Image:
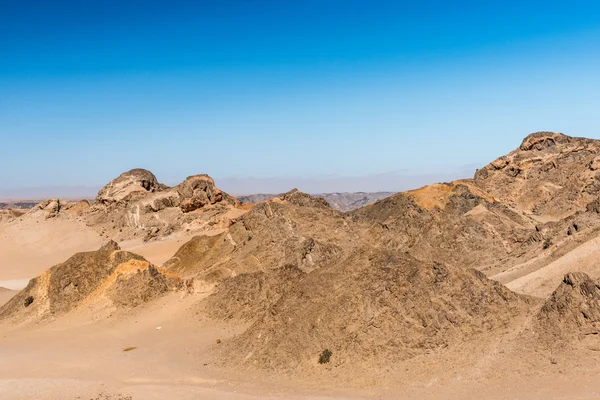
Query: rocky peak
474,132,600,219
519,132,570,151
96,169,160,205
175,174,227,213
279,189,330,209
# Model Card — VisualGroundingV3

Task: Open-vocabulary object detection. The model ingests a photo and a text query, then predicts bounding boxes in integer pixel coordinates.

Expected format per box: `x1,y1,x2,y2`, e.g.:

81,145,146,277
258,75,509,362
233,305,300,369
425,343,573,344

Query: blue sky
1,0,600,195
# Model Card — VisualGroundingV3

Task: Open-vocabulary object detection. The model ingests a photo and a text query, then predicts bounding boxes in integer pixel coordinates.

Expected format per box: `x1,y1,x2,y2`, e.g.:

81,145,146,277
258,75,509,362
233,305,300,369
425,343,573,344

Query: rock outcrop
537,272,600,340
164,190,349,280
474,132,600,220
176,174,230,212
84,171,245,242
96,168,160,206
0,241,182,323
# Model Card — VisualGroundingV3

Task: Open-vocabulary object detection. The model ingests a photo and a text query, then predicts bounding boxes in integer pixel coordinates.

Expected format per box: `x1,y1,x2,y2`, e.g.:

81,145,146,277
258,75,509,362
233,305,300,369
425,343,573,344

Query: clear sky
1,0,600,196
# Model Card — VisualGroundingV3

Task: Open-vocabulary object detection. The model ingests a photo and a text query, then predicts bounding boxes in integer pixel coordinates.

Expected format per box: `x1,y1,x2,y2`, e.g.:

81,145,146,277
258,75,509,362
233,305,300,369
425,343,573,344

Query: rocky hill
474,132,600,221
0,201,39,210
212,248,531,369
2,169,247,243
0,241,182,323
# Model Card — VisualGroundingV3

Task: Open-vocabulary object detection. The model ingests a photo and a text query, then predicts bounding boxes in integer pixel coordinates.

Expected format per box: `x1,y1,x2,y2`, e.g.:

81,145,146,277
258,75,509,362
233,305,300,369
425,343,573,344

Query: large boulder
176,175,226,213
96,169,160,205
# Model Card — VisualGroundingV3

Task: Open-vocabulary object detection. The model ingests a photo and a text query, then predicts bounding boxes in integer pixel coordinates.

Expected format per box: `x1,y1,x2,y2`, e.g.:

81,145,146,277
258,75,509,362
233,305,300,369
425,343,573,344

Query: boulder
176,175,224,213
96,169,159,205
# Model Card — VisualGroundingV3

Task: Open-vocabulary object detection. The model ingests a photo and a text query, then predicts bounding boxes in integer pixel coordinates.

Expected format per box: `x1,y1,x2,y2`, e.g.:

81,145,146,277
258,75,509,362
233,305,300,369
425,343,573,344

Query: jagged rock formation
184,132,600,369
352,182,540,273
7,131,600,376
474,132,600,221
537,272,600,340
83,170,245,241
96,168,160,205
164,186,535,368
0,241,182,323
0,170,245,243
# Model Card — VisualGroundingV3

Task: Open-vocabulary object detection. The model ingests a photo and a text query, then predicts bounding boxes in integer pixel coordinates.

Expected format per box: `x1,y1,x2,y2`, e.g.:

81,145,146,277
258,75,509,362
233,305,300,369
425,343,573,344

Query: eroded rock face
474,132,600,219
208,249,529,369
176,175,225,213
519,131,570,151
96,169,160,205
83,171,245,242
537,272,600,339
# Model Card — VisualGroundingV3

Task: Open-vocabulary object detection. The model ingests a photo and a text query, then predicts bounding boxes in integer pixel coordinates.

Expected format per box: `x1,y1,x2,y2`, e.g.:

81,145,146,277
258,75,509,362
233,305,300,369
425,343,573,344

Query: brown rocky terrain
474,132,600,221
213,249,531,370
536,272,600,341
0,170,246,246
4,132,600,398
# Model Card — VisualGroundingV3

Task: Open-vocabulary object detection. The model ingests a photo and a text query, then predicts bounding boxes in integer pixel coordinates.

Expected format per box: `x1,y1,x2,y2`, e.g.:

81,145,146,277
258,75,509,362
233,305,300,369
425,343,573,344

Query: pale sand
0,288,17,306
120,235,197,266
0,214,103,283
0,213,194,290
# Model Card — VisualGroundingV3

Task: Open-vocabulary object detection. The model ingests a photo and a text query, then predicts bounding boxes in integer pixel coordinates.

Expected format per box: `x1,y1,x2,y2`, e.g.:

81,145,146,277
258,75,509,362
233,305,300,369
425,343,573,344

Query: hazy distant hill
236,191,395,212
0,199,93,210
0,201,40,210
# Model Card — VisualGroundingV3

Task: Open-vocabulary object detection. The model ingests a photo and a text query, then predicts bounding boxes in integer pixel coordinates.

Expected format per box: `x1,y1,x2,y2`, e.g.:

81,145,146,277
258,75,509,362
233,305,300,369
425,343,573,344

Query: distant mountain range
236,191,396,212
